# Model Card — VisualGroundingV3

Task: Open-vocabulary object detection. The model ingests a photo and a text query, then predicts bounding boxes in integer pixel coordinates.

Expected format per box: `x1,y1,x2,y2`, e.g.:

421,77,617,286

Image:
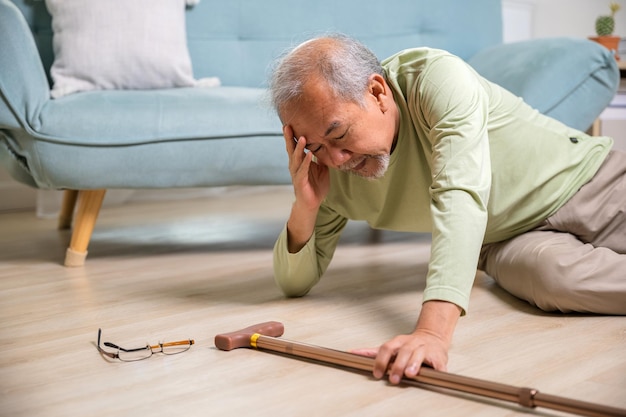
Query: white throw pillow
46,0,201,98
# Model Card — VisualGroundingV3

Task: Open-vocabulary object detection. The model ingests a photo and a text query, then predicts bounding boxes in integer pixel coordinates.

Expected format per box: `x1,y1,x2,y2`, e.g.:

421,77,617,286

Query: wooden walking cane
215,321,626,417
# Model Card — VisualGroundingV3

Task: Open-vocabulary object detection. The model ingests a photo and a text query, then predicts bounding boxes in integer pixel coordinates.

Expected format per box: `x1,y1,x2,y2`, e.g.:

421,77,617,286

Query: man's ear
368,73,390,113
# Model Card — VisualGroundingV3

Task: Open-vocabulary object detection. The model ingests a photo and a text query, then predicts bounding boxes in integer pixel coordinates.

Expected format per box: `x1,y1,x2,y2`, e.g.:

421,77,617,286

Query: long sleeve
273,204,349,297
415,54,491,312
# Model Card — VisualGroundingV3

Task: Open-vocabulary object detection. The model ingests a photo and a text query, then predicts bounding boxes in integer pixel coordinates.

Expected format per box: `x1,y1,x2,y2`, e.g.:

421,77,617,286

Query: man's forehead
282,99,346,139
289,119,343,143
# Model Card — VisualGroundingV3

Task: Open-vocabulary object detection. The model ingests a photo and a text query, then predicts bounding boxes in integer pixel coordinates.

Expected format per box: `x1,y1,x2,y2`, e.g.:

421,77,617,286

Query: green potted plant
589,1,622,60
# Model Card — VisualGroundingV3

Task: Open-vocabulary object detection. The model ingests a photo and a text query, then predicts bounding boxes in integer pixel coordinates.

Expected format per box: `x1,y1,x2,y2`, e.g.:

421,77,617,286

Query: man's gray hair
269,34,384,113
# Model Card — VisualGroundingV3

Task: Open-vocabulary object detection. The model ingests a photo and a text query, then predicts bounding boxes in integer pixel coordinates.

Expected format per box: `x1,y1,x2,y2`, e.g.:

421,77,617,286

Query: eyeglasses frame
97,328,194,361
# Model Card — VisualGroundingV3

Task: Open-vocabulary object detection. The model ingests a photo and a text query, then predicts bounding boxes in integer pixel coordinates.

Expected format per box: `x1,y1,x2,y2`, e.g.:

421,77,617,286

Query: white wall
533,0,625,39
503,0,626,42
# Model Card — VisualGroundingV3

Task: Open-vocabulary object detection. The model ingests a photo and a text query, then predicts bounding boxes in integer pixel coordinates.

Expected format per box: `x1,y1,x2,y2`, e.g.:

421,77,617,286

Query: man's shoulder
382,47,469,93
381,47,457,69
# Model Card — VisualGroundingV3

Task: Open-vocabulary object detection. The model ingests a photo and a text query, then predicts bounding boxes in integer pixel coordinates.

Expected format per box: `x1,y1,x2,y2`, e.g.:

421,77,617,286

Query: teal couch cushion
2,86,288,189
468,37,619,131
34,87,280,144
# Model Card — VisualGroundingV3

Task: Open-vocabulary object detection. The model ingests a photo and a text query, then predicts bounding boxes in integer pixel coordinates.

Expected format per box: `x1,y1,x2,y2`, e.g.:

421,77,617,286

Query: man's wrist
414,300,462,346
286,202,318,253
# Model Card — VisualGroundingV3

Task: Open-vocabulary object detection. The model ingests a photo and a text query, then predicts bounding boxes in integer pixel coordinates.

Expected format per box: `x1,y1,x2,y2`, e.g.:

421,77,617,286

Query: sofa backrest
11,0,502,88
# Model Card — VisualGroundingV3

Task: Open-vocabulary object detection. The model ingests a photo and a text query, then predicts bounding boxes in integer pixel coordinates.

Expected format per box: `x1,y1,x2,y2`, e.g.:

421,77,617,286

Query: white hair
269,34,384,113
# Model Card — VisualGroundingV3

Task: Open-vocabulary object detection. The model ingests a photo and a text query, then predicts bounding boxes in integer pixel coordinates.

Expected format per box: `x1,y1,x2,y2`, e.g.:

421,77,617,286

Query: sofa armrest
0,0,51,130
468,37,619,132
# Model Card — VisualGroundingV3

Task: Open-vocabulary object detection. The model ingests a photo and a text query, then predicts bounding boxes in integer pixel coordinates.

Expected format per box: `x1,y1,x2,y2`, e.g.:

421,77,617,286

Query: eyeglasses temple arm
150,339,195,350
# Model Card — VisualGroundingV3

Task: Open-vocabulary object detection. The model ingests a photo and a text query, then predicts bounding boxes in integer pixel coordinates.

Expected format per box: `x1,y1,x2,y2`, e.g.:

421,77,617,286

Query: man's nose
326,146,352,167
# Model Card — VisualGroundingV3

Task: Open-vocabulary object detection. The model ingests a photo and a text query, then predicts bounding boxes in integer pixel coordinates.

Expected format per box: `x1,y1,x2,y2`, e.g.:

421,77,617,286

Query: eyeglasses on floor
97,328,194,362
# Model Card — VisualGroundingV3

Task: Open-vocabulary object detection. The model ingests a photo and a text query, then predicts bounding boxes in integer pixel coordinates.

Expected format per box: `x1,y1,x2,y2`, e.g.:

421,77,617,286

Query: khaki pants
479,150,626,314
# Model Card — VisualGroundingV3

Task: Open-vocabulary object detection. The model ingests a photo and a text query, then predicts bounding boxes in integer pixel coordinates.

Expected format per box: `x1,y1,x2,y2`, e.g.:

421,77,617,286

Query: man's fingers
387,347,416,384
284,128,309,178
294,150,313,182
284,125,303,158
403,350,426,378
283,125,294,150
353,340,437,384
372,342,396,380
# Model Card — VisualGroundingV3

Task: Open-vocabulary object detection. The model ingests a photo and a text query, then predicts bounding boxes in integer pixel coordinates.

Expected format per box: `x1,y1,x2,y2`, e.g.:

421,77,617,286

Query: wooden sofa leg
58,189,79,230
587,118,601,136
64,189,106,267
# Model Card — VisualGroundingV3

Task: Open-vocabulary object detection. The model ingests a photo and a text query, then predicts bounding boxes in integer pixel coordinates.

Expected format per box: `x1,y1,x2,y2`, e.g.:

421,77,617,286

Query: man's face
281,74,398,179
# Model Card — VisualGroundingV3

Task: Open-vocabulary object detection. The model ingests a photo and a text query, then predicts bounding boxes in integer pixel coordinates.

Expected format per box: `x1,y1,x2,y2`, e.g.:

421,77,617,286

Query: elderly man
269,34,626,385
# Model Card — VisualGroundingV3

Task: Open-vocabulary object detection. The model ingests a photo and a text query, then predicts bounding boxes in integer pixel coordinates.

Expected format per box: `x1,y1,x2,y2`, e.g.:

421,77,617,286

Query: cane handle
214,321,284,351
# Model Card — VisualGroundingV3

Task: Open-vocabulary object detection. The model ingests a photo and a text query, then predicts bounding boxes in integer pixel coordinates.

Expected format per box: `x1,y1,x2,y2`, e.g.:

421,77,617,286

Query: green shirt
273,48,612,312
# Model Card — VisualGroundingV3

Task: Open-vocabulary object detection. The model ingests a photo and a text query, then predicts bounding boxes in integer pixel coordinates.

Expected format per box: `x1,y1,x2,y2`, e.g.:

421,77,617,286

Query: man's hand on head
283,125,330,253
283,125,330,212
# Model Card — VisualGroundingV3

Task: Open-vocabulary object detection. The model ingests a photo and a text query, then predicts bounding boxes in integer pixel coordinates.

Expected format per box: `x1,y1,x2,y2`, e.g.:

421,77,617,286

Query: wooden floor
0,186,624,417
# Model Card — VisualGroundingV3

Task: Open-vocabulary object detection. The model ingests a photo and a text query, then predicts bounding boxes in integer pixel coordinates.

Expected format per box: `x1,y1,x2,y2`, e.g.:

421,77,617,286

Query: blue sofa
0,0,619,266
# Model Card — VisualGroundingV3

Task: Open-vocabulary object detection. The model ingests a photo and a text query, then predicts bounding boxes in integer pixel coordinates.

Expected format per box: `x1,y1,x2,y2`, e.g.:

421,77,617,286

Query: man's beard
339,154,390,180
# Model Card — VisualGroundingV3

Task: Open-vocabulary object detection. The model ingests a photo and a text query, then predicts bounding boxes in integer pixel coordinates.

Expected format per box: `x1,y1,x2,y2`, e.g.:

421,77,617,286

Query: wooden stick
58,189,79,230
64,189,106,267
215,322,626,417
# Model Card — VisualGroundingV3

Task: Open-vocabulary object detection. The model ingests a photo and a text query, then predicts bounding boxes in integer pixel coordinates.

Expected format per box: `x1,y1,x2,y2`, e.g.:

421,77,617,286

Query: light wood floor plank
0,186,624,417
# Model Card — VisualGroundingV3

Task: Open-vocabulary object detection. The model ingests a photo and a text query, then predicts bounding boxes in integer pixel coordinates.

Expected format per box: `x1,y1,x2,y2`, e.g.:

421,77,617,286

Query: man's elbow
274,274,317,298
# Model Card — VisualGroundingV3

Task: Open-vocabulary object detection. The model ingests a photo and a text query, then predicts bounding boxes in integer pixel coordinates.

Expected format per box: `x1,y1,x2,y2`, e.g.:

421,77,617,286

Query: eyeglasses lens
118,347,153,362
161,342,193,355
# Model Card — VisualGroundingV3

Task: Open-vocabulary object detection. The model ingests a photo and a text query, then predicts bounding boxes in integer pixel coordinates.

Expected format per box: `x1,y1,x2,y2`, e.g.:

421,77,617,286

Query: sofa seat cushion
32,86,281,144
3,85,290,189
5,128,291,189
468,37,619,132
1,86,290,189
